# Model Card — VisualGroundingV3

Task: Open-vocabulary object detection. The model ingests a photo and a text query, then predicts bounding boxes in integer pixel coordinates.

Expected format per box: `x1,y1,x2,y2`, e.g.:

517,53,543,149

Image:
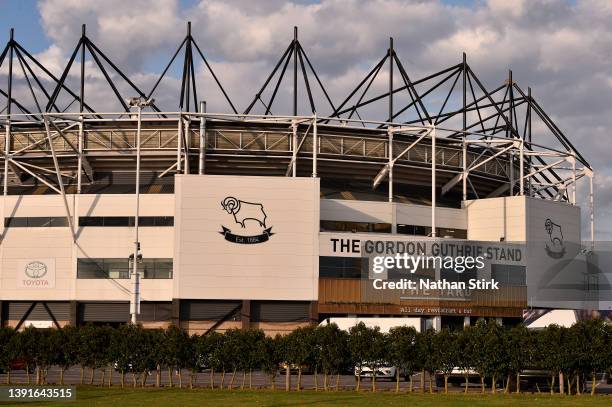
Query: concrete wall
173,175,320,301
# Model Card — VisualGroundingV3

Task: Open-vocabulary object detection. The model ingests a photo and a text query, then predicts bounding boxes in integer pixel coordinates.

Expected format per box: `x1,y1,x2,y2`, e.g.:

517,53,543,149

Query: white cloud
2,0,609,236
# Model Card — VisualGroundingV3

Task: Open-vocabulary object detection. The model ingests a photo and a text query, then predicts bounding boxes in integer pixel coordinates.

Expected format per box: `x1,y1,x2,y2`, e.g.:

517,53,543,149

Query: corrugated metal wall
79,302,129,322
180,300,241,321
140,302,172,322
8,302,70,321
251,301,310,322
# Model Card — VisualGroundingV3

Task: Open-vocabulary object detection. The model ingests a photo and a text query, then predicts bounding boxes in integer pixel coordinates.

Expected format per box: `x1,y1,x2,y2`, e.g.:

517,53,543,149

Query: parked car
354,362,406,381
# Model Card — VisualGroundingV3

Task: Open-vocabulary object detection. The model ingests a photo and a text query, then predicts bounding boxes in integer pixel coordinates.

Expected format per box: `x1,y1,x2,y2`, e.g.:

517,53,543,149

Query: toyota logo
24,261,47,279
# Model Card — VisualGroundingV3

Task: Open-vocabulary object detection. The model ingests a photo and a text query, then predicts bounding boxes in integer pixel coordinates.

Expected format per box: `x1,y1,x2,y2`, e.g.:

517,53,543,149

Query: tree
418,328,438,393
11,326,36,384
220,328,244,390
259,335,283,390
53,326,80,385
283,326,316,391
109,324,137,388
388,325,419,392
0,328,16,384
455,325,477,394
348,322,384,392
241,329,265,389
146,328,167,388
78,324,111,385
197,331,223,389
435,329,459,394
164,326,192,388
503,324,530,394
481,320,508,394
534,324,564,394
319,323,350,391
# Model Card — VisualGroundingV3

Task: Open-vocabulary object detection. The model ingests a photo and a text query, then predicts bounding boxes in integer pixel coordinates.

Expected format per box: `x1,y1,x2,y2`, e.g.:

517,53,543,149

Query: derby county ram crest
544,218,565,259
219,196,274,244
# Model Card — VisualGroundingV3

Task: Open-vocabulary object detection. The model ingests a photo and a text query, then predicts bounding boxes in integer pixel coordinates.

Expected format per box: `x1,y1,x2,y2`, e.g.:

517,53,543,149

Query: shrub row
0,319,610,395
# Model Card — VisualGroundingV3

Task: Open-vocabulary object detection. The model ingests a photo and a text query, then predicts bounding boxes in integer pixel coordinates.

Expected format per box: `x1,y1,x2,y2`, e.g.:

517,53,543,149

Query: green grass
2,387,609,406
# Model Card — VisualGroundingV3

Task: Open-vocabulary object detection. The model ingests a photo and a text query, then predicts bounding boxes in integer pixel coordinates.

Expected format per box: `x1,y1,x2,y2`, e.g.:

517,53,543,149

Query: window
77,259,130,279
142,259,173,279
77,258,173,279
78,216,174,227
491,264,526,285
320,220,391,233
4,217,69,227
397,224,467,239
319,257,367,279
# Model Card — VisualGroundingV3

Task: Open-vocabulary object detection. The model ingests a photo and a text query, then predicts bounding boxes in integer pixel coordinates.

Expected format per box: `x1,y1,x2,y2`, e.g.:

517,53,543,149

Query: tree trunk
372,368,376,392
189,371,194,389
559,372,564,394
6,370,11,385
26,367,30,384
591,372,596,396
464,375,469,394
271,374,276,391
444,375,449,393
241,370,246,390
156,364,161,388
121,371,125,388
249,370,252,389
100,368,106,386
504,374,510,394
356,371,361,392
210,369,215,390
336,373,340,391
491,375,496,394
285,366,290,391
141,371,146,388
409,375,413,393
421,369,425,393
324,371,328,391
220,369,225,389
108,367,113,387
90,368,95,385
429,374,433,394
396,369,400,393
576,374,581,395
132,371,136,388
229,368,236,390
80,366,84,385
549,375,555,395
60,367,65,385
178,369,183,389
297,368,302,391
314,368,318,391
516,372,520,394
169,367,174,388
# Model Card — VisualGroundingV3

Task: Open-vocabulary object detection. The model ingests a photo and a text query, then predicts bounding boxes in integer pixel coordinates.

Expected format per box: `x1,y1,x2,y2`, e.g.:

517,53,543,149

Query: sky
0,0,611,238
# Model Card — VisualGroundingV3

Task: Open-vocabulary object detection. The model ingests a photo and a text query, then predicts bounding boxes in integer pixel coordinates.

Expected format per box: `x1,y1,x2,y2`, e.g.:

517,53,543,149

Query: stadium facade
0,25,599,334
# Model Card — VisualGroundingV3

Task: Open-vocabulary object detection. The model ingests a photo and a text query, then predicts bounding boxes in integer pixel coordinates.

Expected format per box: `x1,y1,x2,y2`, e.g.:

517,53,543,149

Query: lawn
2,388,609,406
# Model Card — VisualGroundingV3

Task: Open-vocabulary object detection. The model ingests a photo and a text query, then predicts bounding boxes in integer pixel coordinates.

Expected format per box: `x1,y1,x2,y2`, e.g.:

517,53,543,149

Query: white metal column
198,101,206,175
312,114,317,177
130,105,142,324
431,126,436,238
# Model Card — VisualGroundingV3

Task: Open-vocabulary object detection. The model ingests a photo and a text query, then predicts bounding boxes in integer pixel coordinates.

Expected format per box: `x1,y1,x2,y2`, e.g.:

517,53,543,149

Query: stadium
0,24,599,335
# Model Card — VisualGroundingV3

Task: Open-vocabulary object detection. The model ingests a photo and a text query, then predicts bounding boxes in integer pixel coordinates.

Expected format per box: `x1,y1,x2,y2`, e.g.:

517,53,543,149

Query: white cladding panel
174,175,320,300
465,196,527,242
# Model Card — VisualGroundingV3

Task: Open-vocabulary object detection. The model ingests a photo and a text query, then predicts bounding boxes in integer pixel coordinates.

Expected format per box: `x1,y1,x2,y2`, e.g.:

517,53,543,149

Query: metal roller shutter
8,302,70,321
140,302,172,322
80,302,129,322
251,301,310,322
180,300,241,321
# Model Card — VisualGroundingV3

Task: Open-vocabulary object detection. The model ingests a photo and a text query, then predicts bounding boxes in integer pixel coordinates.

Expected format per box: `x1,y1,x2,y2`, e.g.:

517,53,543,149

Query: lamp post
127,96,154,324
